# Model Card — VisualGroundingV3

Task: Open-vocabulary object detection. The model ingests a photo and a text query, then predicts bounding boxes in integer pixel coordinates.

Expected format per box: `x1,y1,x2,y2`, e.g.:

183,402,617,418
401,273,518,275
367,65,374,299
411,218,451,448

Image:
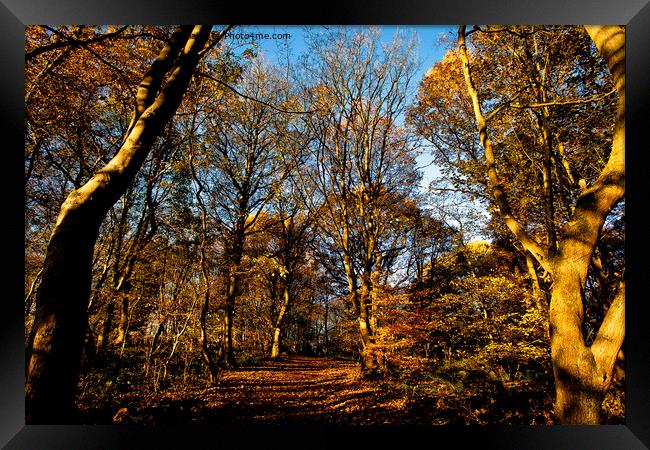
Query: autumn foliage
24,25,624,425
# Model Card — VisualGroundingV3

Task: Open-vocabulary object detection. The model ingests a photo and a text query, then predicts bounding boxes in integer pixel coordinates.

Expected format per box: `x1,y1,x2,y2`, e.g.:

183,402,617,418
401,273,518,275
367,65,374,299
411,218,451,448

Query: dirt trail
111,356,413,425
193,356,410,424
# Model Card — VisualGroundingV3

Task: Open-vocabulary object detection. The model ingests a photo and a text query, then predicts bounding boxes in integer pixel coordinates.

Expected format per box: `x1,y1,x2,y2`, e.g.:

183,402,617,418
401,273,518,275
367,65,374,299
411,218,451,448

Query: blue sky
225,25,457,191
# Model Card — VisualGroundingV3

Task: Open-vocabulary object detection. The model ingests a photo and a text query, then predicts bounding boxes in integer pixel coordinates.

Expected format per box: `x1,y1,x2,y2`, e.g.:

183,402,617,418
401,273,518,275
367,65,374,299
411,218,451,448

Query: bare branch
197,71,314,115
457,25,550,271
26,25,129,61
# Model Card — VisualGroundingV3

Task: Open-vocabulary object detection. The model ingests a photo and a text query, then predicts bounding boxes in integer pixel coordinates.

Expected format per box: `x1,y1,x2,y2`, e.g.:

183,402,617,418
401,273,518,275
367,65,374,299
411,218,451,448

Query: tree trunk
95,301,114,353
457,25,625,424
112,293,129,347
550,267,625,423
271,282,291,359
323,299,329,356
25,26,212,424
24,268,43,316
146,323,165,376
80,317,96,367
222,264,239,367
189,151,219,384
358,270,378,371
549,25,626,424
525,252,542,295
217,222,245,369
198,275,218,383
549,263,602,423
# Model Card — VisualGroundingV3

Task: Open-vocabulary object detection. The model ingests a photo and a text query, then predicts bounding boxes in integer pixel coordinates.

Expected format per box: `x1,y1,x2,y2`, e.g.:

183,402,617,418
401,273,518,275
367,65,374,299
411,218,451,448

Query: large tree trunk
358,267,378,371
551,273,625,423
340,224,366,366
25,26,212,424
218,219,246,369
549,25,626,424
457,25,625,424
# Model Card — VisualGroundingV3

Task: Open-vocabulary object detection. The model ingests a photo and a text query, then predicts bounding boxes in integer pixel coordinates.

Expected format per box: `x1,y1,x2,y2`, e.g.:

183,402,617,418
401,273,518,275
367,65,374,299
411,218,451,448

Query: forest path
97,354,552,426
186,355,411,425
106,355,421,425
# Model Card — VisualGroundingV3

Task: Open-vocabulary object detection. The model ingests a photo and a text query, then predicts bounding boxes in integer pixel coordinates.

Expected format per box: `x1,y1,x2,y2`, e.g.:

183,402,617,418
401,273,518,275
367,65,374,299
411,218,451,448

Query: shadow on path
109,356,412,425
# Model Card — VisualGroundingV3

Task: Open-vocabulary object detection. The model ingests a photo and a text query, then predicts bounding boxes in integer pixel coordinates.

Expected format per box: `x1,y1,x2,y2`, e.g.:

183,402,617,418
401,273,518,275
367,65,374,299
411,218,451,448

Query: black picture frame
3,0,649,448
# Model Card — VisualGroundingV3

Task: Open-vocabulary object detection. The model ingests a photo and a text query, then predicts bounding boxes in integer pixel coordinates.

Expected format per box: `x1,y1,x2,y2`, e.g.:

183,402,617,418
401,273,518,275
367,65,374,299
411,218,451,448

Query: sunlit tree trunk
112,292,129,347
358,271,377,370
25,26,212,424
551,25,625,424
95,301,114,353
271,281,291,359
458,25,625,424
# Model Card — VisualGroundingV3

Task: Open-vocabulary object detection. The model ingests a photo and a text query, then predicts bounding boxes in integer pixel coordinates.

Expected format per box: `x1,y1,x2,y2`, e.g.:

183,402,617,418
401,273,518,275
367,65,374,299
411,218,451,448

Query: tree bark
457,27,551,273
222,240,243,368
358,255,378,371
550,25,625,424
146,323,165,375
189,152,220,384
25,26,212,424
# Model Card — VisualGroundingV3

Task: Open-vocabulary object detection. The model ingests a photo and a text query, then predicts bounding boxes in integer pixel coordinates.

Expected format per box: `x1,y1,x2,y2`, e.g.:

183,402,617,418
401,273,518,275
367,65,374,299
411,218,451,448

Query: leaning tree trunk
25,26,213,424
270,279,291,359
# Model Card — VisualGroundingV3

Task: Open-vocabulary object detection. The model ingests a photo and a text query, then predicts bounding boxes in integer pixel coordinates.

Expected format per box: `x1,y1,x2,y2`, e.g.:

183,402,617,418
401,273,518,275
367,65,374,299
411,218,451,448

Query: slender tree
300,27,420,371
200,59,285,366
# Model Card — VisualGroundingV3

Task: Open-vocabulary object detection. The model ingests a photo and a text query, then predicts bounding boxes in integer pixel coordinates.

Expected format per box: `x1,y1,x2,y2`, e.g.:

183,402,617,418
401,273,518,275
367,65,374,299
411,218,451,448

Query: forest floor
78,354,624,426
88,356,437,425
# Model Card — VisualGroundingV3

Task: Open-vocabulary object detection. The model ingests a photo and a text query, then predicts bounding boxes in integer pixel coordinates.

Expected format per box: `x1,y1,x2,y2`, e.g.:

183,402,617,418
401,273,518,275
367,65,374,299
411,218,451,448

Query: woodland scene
24,24,625,425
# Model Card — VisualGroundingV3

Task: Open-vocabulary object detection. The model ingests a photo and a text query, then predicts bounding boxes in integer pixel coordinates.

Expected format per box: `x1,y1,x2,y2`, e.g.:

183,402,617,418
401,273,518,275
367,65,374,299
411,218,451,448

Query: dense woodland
24,25,625,425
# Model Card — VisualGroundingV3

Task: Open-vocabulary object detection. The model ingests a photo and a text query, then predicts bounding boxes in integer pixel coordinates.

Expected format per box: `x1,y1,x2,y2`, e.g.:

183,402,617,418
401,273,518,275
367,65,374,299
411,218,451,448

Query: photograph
4,0,650,448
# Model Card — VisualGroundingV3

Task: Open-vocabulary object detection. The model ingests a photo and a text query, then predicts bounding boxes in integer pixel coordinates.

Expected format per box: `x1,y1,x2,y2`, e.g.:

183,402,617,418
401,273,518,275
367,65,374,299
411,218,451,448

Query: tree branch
457,25,550,271
197,71,314,115
27,26,129,61
510,88,617,109
591,281,624,389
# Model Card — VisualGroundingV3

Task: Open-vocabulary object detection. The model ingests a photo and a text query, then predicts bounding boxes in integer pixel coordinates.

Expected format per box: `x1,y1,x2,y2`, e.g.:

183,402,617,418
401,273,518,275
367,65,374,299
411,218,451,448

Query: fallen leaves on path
103,356,415,425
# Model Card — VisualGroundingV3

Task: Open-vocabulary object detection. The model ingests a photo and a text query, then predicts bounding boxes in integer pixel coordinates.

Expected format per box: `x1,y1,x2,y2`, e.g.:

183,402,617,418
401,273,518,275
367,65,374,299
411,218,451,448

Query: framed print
3,0,649,448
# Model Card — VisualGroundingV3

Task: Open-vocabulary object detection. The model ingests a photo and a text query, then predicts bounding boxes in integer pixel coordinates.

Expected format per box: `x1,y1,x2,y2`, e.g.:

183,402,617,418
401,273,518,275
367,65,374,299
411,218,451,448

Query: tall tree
454,25,624,423
300,27,420,371
25,25,218,423
200,58,285,366
268,186,314,359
